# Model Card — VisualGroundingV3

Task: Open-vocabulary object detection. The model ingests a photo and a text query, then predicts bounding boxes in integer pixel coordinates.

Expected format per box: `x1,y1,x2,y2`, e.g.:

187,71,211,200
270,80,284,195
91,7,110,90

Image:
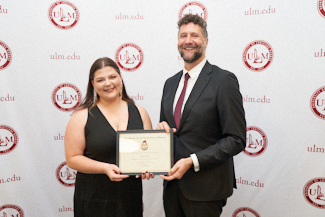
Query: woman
64,57,152,216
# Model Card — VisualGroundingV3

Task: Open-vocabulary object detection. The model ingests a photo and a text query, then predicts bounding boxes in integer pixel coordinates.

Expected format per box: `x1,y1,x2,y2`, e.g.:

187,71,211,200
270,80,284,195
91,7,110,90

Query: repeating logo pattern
0,204,24,217
232,207,261,217
303,178,325,209
56,161,76,187
115,43,143,71
243,40,273,71
0,41,12,71
179,2,207,20
52,83,82,112
310,86,325,120
48,1,79,29
0,125,18,155
244,126,268,157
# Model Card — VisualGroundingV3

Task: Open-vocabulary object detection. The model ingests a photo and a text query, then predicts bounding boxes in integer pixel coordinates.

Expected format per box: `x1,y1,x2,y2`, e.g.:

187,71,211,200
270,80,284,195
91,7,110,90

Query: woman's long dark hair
76,57,134,111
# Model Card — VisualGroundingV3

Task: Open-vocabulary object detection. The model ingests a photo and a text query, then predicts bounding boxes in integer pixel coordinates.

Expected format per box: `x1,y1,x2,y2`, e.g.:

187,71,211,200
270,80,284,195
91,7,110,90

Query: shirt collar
182,58,207,79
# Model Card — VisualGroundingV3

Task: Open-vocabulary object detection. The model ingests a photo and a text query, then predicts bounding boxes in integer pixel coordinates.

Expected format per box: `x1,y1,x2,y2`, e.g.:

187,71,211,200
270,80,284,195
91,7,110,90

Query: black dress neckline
94,103,130,133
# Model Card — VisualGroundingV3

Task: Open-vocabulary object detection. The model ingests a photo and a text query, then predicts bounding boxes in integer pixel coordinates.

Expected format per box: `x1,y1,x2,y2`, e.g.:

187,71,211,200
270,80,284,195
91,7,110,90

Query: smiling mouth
181,45,198,51
104,88,114,92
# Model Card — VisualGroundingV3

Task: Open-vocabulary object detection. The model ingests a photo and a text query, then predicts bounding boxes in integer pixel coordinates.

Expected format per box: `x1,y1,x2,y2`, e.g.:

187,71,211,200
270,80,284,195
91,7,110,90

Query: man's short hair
178,14,208,39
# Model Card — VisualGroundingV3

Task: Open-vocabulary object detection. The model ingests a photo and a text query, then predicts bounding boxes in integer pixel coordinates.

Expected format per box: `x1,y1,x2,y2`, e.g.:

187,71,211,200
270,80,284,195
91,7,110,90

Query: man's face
178,23,208,64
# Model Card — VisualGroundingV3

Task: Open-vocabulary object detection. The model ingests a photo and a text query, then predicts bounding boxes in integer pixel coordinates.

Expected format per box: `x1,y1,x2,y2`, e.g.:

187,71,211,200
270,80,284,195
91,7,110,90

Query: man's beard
178,43,205,63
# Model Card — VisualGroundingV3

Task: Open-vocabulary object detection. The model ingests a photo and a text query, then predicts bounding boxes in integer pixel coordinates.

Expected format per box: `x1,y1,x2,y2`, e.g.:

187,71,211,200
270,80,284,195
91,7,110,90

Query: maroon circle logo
232,207,260,217
0,204,24,217
48,1,79,30
303,177,325,209
52,83,82,112
179,1,208,20
243,40,273,72
310,86,325,120
0,125,19,155
243,126,267,157
56,161,76,187
318,0,325,18
0,41,12,71
115,43,144,71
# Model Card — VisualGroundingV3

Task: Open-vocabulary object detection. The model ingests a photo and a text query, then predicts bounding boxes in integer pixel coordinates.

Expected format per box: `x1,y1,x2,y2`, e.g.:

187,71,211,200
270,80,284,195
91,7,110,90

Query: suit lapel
178,62,212,130
165,71,183,128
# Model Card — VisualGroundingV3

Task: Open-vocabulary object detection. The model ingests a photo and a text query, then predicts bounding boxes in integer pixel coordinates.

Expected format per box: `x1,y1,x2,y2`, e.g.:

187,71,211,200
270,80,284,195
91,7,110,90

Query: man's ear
205,37,208,49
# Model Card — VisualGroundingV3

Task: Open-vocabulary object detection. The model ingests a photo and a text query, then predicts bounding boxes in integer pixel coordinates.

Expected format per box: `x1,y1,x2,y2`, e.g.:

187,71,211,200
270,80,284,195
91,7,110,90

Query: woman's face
92,66,123,102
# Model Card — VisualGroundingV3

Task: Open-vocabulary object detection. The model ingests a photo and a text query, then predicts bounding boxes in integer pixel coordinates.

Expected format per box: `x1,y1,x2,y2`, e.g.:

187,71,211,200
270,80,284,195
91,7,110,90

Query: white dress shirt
173,58,207,172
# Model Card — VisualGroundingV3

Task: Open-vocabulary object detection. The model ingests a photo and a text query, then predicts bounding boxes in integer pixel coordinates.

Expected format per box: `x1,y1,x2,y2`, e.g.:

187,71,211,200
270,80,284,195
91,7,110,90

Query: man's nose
185,35,193,43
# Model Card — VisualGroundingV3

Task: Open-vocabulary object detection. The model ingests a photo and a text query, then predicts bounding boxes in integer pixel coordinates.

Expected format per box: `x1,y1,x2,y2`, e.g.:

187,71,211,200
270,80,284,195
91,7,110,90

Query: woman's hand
136,171,155,180
105,164,129,181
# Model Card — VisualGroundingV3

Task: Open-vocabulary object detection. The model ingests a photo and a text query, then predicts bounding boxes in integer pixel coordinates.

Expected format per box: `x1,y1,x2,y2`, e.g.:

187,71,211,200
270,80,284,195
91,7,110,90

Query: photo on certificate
116,129,173,175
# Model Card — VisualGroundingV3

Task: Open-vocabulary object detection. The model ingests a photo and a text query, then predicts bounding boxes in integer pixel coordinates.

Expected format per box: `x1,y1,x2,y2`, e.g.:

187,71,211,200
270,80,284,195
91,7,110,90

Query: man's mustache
180,45,198,49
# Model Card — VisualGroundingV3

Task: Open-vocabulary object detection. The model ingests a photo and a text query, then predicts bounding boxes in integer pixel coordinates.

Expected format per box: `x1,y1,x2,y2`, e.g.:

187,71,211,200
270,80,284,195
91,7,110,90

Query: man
157,14,246,217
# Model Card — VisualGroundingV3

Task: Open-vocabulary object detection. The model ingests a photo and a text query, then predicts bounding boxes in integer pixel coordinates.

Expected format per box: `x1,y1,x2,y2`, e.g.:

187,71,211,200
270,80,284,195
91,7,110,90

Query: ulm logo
310,86,325,120
243,126,267,157
179,2,208,20
48,1,79,29
115,43,143,71
318,0,325,18
56,161,76,187
0,125,18,155
0,41,12,71
0,204,24,217
304,178,325,209
232,207,260,217
52,83,81,112
243,40,273,72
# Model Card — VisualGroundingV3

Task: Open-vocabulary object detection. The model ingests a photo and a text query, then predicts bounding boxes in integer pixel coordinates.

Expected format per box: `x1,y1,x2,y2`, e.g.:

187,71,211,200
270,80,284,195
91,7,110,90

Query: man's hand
160,157,193,181
156,121,177,133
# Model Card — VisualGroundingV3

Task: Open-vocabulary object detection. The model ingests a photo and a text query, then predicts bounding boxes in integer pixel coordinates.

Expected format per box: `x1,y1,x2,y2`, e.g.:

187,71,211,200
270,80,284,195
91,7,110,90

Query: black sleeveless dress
74,103,143,217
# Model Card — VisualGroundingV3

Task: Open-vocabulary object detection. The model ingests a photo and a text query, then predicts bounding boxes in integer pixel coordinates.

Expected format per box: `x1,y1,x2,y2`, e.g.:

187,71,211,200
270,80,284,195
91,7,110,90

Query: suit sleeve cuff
190,154,200,172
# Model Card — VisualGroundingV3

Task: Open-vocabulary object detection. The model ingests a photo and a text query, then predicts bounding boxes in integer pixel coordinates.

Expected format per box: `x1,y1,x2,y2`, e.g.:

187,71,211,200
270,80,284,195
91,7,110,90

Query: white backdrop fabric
1,0,325,216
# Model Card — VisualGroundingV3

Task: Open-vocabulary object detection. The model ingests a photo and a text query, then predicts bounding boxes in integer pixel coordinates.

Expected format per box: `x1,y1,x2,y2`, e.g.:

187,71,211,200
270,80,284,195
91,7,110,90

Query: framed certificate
116,130,173,175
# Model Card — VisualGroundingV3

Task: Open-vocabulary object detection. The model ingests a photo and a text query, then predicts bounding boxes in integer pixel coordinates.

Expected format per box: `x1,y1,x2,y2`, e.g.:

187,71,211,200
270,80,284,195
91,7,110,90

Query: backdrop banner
1,0,324,216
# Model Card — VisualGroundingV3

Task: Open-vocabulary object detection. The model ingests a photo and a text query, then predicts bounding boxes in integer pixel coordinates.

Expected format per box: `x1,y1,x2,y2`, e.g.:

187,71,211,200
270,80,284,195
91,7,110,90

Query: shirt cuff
190,154,200,172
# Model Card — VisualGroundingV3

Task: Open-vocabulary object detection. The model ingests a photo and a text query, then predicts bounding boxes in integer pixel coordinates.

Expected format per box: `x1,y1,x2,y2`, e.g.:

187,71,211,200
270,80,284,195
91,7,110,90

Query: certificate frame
116,129,173,175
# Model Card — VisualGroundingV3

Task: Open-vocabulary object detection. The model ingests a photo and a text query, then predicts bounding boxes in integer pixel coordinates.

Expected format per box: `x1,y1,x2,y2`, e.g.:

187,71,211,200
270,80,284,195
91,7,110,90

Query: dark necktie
174,73,190,129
